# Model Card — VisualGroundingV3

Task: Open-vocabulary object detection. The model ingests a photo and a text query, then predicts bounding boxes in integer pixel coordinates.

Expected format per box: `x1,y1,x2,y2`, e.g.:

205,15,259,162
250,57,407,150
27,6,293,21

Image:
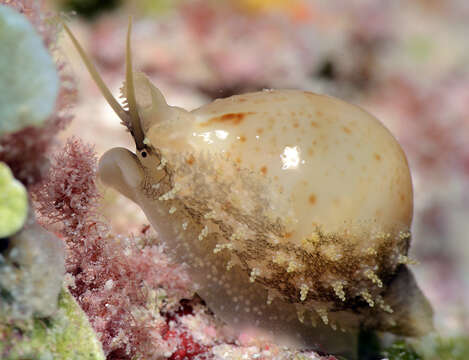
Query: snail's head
63,19,192,201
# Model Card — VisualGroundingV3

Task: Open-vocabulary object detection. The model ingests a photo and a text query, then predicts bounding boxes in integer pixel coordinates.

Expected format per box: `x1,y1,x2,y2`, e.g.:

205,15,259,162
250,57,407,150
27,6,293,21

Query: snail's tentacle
62,22,129,128
125,17,145,150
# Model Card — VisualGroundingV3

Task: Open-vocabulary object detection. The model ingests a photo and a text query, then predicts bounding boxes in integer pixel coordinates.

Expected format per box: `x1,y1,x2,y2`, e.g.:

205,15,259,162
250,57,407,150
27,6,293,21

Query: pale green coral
0,288,105,360
0,4,59,135
0,162,28,238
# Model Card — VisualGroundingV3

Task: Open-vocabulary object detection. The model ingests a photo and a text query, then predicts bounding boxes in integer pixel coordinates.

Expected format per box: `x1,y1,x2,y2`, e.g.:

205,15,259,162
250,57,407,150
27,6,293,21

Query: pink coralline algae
33,137,100,236
0,0,76,187
33,138,195,359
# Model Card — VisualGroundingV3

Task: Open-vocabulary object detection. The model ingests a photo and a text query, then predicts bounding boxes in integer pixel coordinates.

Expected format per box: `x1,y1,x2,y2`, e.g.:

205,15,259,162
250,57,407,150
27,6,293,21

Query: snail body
64,20,433,356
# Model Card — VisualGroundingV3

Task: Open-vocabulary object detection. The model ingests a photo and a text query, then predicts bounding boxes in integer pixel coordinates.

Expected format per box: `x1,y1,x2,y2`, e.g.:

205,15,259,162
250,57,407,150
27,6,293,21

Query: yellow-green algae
0,288,105,360
0,162,28,238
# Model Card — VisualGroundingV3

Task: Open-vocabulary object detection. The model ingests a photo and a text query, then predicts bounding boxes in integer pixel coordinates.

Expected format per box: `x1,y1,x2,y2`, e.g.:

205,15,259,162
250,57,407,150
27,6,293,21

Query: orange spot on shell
293,122,300,128
374,153,382,161
239,135,247,142
342,126,352,134
201,112,255,126
235,157,242,164
260,166,268,175
310,121,319,128
309,194,317,205
186,155,195,165
256,128,264,134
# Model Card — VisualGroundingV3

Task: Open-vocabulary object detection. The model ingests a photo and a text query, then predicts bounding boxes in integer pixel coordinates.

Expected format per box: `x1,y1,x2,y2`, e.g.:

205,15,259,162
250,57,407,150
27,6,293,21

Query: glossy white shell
188,90,413,240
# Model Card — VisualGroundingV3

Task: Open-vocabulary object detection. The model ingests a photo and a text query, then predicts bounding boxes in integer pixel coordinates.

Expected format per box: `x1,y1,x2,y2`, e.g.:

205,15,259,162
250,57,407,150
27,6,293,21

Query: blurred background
50,0,469,339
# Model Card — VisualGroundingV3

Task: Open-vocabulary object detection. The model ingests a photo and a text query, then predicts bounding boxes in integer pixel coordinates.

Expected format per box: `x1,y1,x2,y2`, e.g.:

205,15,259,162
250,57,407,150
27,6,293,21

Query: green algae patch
382,335,469,360
0,4,59,135
0,288,105,360
0,163,28,238
382,341,421,360
416,335,469,360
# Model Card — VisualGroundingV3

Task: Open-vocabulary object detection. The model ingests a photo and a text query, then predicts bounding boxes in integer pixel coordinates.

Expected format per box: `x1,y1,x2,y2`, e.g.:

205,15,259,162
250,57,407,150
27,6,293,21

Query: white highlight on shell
168,206,177,214
280,146,300,170
195,131,214,144
214,130,229,140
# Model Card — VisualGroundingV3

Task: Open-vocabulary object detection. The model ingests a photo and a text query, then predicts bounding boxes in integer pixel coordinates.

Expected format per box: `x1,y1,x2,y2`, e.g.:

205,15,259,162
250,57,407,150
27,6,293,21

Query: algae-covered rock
0,217,65,319
0,162,28,238
0,4,59,135
0,288,105,360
